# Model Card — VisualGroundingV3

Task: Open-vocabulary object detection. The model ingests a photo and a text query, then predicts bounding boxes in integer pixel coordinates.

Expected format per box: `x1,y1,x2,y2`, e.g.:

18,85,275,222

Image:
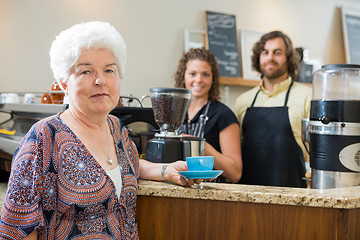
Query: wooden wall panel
136,196,360,240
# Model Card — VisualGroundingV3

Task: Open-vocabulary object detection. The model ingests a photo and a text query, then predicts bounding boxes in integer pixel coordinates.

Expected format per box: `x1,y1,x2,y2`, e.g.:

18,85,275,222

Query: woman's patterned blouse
0,114,140,239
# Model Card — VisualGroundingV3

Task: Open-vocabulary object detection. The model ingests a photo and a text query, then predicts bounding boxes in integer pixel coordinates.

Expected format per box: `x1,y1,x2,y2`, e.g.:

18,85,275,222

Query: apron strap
197,100,210,138
201,100,211,118
198,100,211,127
250,90,261,107
196,100,211,137
284,80,294,107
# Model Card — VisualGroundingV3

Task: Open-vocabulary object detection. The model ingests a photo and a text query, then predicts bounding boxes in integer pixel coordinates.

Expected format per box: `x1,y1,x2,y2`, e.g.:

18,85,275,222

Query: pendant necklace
70,110,113,165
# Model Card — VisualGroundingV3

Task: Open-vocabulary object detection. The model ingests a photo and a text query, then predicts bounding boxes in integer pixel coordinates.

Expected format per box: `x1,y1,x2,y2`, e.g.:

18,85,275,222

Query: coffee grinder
305,64,360,189
146,87,205,163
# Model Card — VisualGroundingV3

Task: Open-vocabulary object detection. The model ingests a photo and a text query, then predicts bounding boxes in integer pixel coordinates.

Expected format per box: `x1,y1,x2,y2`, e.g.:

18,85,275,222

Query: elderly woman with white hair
0,21,199,240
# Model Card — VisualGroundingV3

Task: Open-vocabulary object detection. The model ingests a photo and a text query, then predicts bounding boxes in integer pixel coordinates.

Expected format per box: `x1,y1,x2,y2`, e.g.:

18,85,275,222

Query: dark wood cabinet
137,196,360,240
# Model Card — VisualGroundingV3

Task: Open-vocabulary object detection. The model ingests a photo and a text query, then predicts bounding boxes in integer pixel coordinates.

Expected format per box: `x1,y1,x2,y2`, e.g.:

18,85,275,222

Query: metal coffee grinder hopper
302,64,360,189
145,87,205,163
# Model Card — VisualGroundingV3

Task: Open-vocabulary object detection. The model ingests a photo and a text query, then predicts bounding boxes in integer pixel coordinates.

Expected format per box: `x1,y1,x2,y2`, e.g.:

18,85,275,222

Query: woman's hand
139,159,201,186
163,161,202,186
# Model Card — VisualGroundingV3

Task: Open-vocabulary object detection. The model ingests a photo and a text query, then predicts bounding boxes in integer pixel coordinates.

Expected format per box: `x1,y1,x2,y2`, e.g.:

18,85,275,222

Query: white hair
49,21,127,87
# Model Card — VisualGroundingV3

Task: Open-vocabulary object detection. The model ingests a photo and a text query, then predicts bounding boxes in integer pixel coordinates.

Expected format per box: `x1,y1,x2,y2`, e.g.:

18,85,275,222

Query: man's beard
261,62,287,79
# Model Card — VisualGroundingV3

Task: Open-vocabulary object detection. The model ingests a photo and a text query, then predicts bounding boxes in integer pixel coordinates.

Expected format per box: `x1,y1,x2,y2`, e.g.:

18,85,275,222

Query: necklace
70,110,114,165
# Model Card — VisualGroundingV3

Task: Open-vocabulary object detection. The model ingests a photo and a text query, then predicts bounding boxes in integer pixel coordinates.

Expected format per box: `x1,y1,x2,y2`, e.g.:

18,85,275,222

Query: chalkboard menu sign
342,7,360,64
205,11,241,78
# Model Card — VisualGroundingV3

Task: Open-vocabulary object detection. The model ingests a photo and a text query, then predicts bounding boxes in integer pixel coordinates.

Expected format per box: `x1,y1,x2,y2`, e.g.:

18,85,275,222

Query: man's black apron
239,81,306,187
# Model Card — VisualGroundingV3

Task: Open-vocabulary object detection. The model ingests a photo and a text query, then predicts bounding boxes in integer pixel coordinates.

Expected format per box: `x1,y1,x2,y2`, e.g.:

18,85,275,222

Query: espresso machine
304,64,360,189
146,87,205,163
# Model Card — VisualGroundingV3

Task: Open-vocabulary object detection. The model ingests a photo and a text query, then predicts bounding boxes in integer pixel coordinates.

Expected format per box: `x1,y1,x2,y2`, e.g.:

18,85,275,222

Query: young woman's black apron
239,81,306,187
177,101,210,138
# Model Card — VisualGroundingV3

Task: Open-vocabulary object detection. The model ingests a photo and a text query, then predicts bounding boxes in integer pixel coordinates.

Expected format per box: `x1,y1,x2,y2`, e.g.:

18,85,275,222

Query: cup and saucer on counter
178,156,223,180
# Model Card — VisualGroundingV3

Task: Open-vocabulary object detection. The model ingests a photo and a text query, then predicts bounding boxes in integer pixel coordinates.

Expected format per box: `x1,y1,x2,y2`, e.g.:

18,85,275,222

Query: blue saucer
178,170,223,179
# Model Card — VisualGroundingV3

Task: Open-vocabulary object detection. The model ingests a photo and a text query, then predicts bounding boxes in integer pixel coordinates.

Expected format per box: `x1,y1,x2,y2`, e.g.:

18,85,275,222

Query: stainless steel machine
303,64,360,189
146,88,205,163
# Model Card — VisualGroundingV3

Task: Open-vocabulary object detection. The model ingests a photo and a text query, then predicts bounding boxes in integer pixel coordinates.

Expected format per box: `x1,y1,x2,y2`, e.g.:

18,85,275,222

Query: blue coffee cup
186,156,214,171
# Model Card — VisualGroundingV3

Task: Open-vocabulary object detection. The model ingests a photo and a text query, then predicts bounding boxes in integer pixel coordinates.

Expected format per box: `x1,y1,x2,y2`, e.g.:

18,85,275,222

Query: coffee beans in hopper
151,94,189,132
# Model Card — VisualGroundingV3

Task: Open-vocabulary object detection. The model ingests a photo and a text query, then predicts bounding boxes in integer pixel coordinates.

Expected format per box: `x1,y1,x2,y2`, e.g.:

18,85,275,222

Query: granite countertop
0,180,359,212
138,180,360,209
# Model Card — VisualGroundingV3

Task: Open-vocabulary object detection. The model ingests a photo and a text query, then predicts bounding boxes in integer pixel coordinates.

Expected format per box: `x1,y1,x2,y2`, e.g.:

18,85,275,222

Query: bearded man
234,31,312,187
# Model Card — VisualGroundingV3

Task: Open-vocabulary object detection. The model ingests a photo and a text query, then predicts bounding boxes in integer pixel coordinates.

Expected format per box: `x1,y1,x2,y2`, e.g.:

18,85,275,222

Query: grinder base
311,169,360,189
146,136,204,163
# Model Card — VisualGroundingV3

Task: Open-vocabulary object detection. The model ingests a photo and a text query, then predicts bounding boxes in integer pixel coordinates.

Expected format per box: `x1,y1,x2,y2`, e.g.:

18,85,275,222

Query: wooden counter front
136,180,360,240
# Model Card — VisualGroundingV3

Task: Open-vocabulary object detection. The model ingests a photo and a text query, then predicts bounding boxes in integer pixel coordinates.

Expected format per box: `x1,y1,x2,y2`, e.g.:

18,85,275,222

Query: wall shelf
220,77,312,88
219,77,260,87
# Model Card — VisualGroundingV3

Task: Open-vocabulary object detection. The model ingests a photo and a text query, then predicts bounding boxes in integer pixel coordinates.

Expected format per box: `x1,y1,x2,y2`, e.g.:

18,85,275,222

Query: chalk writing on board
205,11,241,78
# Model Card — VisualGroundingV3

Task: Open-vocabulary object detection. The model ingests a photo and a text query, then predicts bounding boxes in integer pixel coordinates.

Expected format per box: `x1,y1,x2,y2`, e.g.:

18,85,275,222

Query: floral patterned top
0,114,139,239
